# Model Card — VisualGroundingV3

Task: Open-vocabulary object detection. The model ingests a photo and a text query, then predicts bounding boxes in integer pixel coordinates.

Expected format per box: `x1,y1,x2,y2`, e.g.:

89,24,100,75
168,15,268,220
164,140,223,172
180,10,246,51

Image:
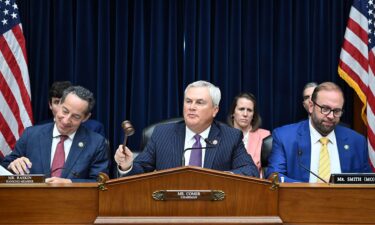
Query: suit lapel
173,122,186,167
62,127,87,178
204,122,220,168
247,131,261,155
39,124,54,175
335,126,350,172
297,120,312,181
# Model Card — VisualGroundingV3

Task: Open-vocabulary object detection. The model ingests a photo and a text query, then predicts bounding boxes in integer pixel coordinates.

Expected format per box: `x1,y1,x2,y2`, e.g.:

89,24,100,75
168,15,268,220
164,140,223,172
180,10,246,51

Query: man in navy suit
266,82,371,182
114,80,259,177
1,86,109,183
48,81,106,137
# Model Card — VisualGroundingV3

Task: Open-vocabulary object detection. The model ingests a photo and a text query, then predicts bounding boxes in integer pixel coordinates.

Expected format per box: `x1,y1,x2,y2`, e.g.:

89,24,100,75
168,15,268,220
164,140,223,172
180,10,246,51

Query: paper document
0,165,12,175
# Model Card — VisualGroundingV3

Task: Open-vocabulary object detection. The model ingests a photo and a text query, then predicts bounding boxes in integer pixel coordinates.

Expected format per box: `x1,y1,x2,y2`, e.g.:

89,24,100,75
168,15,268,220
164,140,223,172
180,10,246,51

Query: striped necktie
318,137,330,183
189,134,202,167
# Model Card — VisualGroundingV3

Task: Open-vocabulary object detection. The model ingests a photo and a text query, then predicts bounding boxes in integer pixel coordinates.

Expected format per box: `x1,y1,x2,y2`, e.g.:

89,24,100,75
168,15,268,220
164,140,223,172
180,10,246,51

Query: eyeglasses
303,95,310,101
312,101,344,117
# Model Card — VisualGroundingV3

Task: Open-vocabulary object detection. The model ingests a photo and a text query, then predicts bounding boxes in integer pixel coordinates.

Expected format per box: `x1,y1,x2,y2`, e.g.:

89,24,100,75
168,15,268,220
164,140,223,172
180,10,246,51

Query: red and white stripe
338,2,375,171
0,24,33,157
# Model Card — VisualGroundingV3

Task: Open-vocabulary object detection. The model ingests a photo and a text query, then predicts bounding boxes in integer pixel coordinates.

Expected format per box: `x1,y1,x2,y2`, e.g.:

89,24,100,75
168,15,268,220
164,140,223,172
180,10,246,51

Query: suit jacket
246,128,270,176
1,123,109,182
126,121,259,177
265,120,371,182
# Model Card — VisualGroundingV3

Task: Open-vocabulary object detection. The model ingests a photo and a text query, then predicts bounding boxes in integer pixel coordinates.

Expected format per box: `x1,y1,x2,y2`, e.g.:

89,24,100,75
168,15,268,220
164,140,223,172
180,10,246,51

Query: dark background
17,0,354,176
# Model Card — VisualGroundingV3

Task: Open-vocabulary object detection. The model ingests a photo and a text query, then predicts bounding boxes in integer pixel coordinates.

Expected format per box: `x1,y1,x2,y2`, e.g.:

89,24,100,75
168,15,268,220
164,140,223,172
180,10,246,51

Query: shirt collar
185,125,211,141
52,124,76,140
309,118,336,145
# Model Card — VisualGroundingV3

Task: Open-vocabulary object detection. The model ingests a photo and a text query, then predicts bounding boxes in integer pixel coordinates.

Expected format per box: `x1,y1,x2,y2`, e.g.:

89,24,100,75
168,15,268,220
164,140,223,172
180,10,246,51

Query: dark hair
48,81,72,103
227,92,262,131
311,82,344,103
60,86,95,115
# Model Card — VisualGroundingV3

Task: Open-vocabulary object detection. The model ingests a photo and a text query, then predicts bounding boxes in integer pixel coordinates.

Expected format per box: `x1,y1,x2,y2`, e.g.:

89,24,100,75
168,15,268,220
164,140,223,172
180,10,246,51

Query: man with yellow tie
266,82,372,182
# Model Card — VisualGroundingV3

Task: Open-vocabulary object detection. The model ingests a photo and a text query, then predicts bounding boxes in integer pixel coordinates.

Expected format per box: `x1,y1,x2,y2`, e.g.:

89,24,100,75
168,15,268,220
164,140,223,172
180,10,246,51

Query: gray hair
61,86,95,115
184,80,221,107
302,82,318,97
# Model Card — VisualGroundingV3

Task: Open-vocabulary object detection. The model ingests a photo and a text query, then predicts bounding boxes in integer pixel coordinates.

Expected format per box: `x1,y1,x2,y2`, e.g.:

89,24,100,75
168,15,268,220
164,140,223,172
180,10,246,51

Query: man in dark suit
48,81,106,137
114,80,259,177
266,82,371,182
1,86,109,183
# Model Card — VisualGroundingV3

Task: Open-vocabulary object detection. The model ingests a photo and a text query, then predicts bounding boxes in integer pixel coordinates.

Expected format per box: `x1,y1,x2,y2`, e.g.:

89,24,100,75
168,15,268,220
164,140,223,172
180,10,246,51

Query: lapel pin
212,140,218,145
344,145,349,150
78,142,84,148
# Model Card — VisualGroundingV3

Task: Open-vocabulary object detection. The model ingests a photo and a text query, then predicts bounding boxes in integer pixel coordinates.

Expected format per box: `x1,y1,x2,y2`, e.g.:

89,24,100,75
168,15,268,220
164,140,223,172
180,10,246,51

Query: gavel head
121,120,135,136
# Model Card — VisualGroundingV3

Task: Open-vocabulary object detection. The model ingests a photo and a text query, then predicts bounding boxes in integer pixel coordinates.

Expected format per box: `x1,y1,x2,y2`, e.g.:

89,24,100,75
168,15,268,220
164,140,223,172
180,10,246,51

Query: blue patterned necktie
189,134,202,167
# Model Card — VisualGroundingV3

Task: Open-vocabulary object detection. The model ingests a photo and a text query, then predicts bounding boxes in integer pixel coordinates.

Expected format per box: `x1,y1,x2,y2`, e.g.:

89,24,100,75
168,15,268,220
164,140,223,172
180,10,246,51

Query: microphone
297,149,328,184
181,138,218,166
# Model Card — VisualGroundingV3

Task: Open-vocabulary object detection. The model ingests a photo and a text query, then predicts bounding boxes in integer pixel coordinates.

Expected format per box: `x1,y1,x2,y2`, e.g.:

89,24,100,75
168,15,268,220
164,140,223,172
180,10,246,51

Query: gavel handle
122,135,128,153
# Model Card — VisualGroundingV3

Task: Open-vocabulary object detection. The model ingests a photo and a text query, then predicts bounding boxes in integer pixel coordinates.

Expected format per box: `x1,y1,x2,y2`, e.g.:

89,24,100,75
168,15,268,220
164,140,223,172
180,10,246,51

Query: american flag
338,0,375,170
0,0,33,158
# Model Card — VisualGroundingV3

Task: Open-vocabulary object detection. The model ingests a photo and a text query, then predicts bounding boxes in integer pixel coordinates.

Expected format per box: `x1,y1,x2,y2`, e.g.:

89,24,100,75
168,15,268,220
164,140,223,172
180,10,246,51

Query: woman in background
228,93,270,177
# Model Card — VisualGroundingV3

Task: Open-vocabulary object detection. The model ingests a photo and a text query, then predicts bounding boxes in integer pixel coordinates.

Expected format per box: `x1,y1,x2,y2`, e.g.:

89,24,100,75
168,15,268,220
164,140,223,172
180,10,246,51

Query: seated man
48,81,105,137
1,86,109,183
266,82,371,182
114,80,259,177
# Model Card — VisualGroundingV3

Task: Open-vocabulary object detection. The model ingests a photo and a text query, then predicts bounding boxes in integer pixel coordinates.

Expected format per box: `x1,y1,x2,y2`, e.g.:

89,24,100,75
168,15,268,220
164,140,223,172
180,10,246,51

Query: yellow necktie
318,137,330,182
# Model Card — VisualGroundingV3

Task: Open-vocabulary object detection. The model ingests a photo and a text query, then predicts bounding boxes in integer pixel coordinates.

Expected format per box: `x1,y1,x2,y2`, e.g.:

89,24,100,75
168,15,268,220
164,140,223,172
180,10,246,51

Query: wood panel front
0,183,98,224
94,216,283,225
98,167,278,217
279,183,375,224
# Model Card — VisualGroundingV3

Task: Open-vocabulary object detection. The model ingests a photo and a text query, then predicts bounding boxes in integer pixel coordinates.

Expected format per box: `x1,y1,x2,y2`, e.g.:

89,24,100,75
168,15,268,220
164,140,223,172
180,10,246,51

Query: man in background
302,82,318,116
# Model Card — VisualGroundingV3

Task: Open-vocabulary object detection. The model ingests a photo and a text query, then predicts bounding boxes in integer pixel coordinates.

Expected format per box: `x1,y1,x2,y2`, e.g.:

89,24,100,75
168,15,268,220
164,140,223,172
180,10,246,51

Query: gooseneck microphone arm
298,150,328,184
181,138,218,166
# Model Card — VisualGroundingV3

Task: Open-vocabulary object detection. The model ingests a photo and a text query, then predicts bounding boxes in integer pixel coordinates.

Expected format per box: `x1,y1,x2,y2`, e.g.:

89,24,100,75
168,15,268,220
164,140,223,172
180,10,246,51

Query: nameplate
330,173,375,184
152,190,225,201
0,175,45,184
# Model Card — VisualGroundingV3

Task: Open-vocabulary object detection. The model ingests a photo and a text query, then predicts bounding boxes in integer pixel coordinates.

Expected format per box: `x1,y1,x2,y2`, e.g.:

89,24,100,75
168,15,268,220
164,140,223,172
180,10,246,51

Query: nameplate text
152,190,225,201
330,173,375,184
0,175,45,184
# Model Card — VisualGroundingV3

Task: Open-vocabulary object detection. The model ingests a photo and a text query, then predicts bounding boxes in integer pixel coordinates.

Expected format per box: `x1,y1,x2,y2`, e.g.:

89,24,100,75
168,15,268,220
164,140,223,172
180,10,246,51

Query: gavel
121,120,135,153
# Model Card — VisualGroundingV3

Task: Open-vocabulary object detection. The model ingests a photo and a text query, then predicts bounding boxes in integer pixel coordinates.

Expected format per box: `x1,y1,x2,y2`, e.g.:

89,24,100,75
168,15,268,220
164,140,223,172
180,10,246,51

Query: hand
45,177,72,183
8,157,32,175
114,144,133,171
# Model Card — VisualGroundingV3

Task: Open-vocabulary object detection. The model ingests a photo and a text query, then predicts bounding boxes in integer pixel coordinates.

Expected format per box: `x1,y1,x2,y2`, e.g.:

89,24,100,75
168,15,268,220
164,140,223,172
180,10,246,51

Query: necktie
189,134,202,167
318,137,330,182
51,135,68,177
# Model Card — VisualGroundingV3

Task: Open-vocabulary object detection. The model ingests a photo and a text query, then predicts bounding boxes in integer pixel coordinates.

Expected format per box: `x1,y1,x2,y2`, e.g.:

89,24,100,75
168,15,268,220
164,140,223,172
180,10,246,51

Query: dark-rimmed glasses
312,101,344,117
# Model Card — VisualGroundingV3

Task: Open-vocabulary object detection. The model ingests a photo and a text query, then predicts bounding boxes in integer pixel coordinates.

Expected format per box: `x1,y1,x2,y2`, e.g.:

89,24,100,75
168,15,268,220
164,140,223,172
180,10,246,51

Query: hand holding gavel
121,120,135,153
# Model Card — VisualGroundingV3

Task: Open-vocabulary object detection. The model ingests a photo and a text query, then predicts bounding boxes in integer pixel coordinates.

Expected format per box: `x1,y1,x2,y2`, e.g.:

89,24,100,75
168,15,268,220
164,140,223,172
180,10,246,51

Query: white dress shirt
309,119,341,182
183,126,211,166
50,125,76,166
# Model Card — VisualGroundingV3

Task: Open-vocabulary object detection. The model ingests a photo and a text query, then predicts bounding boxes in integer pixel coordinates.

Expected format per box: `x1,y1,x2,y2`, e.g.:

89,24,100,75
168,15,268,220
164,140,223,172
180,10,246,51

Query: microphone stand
298,149,328,184
298,162,328,184
181,138,218,166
